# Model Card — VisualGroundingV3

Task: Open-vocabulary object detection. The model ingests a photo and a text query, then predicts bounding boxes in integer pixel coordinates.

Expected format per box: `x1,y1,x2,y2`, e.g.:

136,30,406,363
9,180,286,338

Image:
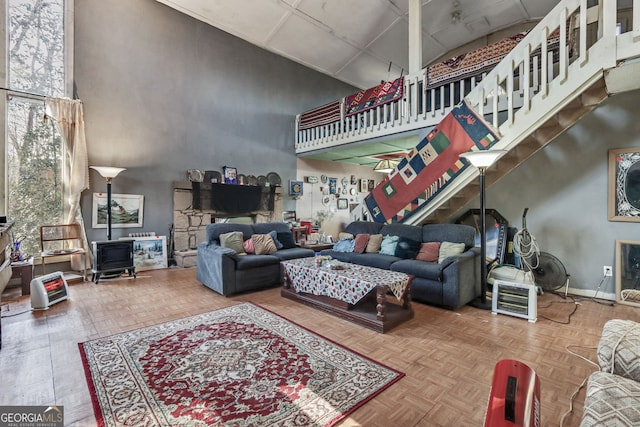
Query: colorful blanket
427,33,527,88
298,100,341,130
364,100,500,223
344,77,404,117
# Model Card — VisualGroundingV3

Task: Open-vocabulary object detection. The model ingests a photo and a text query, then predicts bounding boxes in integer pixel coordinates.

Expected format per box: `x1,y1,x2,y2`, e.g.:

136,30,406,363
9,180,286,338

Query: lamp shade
459,150,507,168
90,166,126,179
373,159,399,173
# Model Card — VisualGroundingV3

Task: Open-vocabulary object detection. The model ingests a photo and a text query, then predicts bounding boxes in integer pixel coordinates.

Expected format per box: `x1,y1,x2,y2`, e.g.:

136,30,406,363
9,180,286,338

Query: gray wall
74,0,355,243
455,89,640,297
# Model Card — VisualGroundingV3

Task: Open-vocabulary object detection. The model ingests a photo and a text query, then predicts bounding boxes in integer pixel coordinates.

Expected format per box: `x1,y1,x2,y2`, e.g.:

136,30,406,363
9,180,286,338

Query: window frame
1,0,75,214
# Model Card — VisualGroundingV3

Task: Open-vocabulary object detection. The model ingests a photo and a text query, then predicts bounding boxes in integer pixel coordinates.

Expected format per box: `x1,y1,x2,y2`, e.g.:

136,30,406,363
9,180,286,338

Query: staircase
410,0,640,225
297,0,640,225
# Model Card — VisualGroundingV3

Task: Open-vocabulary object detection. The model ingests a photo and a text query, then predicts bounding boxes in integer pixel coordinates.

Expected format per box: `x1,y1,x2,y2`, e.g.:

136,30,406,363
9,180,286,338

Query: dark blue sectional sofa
320,221,480,309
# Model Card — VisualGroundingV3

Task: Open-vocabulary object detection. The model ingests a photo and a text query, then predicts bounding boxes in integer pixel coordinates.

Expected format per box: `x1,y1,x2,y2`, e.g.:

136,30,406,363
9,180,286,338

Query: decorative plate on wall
266,172,282,186
320,174,328,184
322,195,331,206
237,174,247,185
257,175,267,186
247,175,258,186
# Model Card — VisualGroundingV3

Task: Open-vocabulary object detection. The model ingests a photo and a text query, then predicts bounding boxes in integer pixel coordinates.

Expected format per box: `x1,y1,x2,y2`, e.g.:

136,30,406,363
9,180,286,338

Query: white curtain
45,97,92,270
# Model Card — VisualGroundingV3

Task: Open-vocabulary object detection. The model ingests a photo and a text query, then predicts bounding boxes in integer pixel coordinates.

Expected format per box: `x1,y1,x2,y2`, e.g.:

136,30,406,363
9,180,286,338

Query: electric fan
531,251,568,292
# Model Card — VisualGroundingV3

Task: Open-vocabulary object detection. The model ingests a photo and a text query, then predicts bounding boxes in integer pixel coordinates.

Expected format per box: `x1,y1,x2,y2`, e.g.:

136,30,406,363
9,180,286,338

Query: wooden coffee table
281,258,413,333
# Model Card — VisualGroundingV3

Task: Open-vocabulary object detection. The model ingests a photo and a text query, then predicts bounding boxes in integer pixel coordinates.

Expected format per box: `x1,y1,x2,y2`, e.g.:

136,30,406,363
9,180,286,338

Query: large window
5,0,68,256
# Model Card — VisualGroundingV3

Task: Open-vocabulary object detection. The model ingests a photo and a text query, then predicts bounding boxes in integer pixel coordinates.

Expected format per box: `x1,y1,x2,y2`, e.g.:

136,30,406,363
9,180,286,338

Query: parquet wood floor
1,267,639,426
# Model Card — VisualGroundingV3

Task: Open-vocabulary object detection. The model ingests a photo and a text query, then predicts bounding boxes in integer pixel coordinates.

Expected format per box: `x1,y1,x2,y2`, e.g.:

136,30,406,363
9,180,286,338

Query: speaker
30,271,69,310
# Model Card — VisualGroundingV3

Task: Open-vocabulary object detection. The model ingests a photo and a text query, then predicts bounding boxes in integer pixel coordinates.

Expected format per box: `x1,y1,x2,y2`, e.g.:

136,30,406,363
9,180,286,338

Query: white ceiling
155,0,560,90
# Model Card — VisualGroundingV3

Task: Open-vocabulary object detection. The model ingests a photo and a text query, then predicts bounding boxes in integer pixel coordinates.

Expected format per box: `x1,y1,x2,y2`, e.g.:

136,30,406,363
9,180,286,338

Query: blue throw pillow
268,230,284,250
379,235,400,256
276,231,297,249
333,238,355,253
395,237,421,259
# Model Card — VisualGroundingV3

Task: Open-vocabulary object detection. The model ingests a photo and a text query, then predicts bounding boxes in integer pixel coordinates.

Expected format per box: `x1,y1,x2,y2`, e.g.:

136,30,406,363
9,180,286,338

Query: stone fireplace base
172,181,282,267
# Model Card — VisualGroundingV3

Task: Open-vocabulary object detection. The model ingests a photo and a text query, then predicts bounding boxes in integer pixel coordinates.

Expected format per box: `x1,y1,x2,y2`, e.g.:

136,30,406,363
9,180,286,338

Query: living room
2,0,640,426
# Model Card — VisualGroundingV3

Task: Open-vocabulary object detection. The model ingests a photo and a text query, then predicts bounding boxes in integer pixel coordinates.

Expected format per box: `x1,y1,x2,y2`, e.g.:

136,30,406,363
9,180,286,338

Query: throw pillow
416,242,441,262
333,238,355,253
338,232,354,240
353,234,370,254
243,238,255,254
438,241,466,263
394,237,421,259
276,232,297,249
379,235,400,256
268,230,284,250
252,234,277,255
219,231,246,255
365,234,383,253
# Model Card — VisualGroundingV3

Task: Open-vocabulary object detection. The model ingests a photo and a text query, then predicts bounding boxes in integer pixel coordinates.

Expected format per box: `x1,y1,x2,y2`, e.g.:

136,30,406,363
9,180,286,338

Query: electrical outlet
603,265,613,277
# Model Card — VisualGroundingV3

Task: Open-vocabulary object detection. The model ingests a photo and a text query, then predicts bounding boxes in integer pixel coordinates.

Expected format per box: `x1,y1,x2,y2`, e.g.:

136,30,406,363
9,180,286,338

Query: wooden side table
291,226,308,244
10,258,33,296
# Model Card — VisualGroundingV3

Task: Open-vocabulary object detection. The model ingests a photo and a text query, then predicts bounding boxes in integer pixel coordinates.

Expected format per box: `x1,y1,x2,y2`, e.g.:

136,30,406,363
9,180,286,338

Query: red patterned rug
79,303,404,427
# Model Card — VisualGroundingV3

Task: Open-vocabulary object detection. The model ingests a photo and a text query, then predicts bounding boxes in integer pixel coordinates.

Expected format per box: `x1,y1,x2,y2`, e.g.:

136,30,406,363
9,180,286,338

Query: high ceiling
155,0,560,167
156,0,559,90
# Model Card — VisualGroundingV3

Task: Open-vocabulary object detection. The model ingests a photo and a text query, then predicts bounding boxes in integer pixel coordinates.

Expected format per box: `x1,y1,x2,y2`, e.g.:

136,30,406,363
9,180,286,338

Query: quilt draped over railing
364,100,500,224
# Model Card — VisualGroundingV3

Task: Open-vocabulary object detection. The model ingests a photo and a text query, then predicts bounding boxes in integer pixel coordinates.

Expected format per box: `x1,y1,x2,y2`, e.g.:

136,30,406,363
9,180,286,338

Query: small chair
39,224,87,281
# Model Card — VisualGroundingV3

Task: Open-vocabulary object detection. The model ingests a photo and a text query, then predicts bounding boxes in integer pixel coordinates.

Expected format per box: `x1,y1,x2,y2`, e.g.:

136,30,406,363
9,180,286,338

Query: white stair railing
347,0,640,224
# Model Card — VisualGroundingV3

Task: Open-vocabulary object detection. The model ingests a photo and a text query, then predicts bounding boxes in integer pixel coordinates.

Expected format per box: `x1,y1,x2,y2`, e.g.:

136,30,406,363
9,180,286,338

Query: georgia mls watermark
0,406,63,427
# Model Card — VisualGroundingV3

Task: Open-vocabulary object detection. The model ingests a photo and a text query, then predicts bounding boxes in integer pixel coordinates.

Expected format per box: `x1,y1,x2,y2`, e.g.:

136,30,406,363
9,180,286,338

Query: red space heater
484,359,541,427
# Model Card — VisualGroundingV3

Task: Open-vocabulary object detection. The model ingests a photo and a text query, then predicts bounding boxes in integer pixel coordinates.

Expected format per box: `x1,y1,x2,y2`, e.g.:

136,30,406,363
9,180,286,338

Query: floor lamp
90,166,126,240
459,150,506,309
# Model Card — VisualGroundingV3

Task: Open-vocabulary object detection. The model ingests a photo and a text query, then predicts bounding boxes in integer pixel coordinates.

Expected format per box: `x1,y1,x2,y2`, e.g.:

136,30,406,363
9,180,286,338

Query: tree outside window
6,0,66,256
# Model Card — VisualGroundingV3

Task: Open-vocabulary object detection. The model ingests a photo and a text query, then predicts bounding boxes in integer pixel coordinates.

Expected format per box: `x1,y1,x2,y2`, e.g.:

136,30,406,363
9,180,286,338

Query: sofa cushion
338,232,354,240
416,242,441,262
207,223,254,244
234,254,280,270
423,224,475,249
343,252,399,270
438,241,466,263
598,319,640,382
380,235,400,255
271,247,315,261
276,232,297,249
391,259,444,281
334,238,355,252
268,230,284,250
252,234,277,255
220,231,246,255
581,371,640,427
243,238,255,254
344,221,383,236
395,237,421,259
353,234,370,253
366,234,383,253
379,223,422,241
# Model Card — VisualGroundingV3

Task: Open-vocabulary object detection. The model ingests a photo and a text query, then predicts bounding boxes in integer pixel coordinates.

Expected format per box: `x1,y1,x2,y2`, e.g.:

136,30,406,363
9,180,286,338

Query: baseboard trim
565,286,616,302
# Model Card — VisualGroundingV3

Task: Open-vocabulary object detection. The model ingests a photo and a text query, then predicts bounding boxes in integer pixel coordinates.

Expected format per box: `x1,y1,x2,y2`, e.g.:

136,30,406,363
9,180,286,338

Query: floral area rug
79,302,403,426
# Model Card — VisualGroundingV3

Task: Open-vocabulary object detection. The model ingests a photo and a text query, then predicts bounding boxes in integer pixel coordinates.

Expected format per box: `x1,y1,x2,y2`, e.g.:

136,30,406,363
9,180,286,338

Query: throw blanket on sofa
364,100,500,223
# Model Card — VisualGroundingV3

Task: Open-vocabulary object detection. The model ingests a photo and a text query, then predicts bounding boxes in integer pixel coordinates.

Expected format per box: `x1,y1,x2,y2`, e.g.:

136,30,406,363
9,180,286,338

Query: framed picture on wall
337,198,348,209
615,239,640,307
223,166,238,184
359,178,368,193
608,148,640,222
92,193,144,228
289,180,303,197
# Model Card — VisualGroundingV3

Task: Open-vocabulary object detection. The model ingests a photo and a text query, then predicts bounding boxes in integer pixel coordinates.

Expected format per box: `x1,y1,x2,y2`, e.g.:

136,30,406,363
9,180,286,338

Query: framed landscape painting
92,193,144,228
